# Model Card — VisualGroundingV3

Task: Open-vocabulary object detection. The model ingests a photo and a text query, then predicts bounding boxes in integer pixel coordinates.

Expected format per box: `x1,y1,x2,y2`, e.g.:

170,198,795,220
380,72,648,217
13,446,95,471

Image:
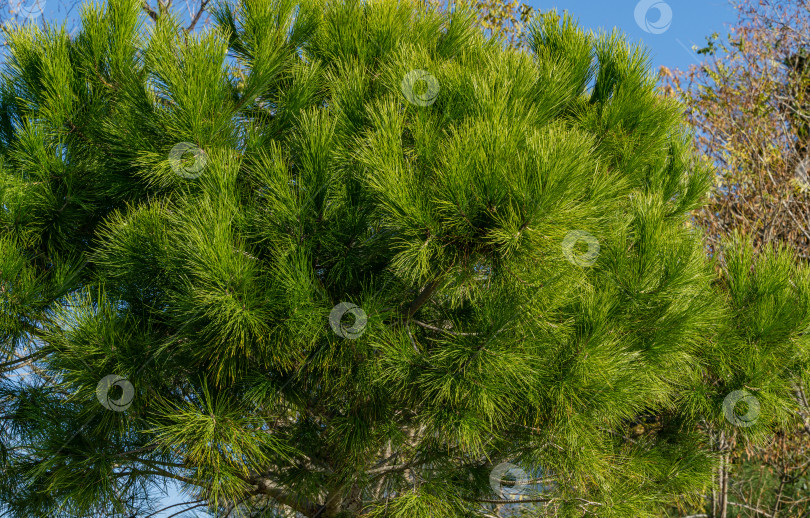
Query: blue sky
527,0,739,73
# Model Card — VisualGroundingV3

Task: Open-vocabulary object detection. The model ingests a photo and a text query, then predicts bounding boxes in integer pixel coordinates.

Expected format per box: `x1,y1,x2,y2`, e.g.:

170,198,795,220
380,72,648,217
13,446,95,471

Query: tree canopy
0,0,809,517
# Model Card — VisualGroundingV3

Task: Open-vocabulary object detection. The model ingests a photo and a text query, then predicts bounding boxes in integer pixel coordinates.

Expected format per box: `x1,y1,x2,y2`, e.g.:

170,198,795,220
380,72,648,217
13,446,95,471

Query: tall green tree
0,0,809,517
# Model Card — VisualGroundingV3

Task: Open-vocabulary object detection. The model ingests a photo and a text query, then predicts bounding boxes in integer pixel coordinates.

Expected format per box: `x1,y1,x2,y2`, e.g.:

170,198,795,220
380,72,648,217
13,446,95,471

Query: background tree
663,1,810,516
0,0,809,517
662,0,810,260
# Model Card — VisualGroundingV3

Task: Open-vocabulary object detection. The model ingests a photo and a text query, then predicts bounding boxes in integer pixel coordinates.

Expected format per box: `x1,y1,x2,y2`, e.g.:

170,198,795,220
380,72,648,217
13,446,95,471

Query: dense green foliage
0,0,809,516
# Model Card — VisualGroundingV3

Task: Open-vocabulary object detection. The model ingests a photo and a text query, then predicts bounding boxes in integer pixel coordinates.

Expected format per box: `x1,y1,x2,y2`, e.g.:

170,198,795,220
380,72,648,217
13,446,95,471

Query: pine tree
0,0,808,517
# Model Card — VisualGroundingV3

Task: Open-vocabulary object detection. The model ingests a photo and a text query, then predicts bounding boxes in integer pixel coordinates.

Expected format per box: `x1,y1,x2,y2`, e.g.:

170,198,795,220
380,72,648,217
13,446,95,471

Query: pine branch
141,1,159,21
403,279,442,321
410,319,478,336
252,478,322,517
186,0,210,31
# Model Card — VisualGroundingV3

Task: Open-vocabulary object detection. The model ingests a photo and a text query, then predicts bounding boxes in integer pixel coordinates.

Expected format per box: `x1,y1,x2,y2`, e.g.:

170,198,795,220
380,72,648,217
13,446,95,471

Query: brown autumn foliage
663,0,810,261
